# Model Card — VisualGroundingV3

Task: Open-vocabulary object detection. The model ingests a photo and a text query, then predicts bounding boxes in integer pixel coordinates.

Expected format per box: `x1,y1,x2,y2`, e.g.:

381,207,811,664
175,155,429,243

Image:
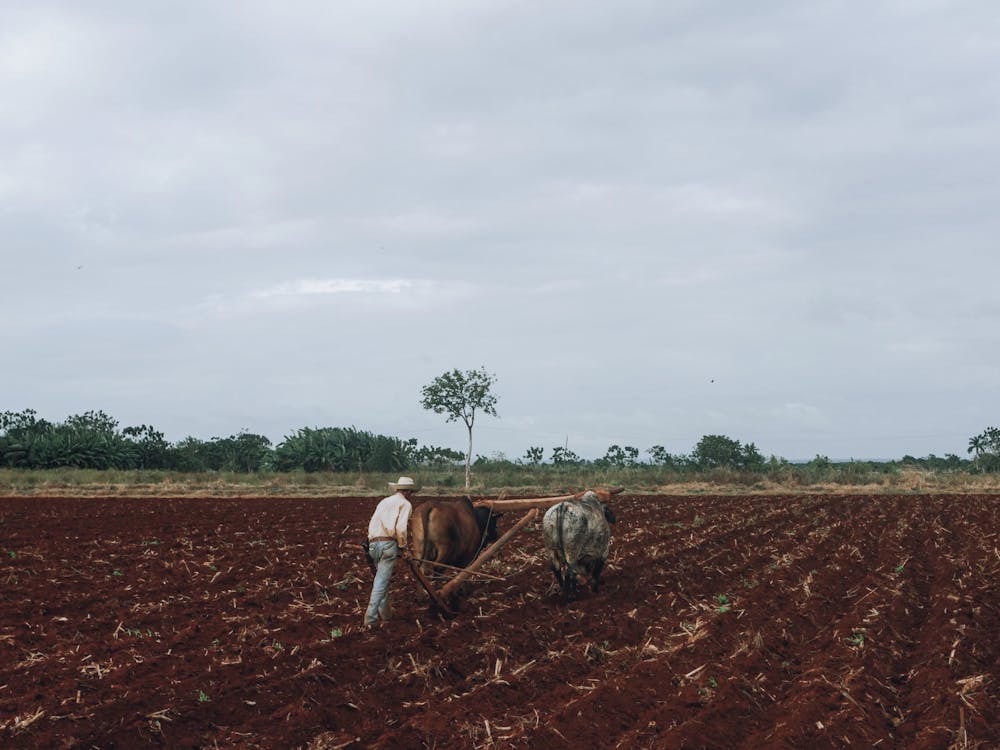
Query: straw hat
389,476,420,492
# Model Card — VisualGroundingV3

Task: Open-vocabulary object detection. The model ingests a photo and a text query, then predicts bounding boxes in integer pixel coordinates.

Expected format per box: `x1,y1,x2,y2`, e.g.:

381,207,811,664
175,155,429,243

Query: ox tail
555,503,575,594
410,507,432,576
421,507,448,579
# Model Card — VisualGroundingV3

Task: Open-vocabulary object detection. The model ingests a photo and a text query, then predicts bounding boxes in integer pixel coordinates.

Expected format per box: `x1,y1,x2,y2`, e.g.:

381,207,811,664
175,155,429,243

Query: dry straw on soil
2,467,1000,498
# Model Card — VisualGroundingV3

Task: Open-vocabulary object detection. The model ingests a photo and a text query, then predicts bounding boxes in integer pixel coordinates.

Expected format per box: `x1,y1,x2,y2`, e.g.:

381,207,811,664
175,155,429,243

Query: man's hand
360,539,376,575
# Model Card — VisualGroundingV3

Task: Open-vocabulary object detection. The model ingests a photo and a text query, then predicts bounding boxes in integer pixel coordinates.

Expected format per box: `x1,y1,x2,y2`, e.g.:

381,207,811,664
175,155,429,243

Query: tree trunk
465,424,473,490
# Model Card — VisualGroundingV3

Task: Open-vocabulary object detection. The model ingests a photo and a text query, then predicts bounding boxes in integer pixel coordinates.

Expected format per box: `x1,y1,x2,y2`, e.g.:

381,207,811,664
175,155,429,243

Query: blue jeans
364,540,398,625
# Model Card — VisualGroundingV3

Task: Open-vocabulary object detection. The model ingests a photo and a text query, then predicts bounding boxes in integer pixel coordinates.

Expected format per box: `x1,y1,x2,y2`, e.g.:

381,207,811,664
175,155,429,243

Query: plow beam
406,557,452,612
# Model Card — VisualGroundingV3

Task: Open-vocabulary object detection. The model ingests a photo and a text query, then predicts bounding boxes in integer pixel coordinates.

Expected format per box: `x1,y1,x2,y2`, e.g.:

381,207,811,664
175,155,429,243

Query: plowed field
1,494,998,749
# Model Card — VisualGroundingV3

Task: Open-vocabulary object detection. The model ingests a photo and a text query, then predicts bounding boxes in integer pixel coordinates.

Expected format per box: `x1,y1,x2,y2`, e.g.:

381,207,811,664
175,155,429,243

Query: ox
409,496,500,579
542,490,618,601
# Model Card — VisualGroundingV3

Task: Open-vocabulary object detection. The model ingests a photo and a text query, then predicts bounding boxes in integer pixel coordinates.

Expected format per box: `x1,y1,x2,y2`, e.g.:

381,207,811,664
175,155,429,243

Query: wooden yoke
438,508,539,600
473,487,623,513
473,494,575,513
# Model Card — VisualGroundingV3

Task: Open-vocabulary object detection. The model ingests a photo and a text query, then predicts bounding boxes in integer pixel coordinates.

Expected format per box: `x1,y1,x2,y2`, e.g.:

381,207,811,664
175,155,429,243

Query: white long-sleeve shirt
367,492,412,548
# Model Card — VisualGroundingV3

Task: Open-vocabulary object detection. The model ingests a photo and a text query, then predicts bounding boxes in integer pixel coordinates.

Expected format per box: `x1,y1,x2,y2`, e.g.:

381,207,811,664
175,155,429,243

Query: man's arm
395,502,412,550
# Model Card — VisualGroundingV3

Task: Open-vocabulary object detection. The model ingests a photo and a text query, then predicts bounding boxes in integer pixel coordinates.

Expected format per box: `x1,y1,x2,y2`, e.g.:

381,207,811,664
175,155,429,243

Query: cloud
251,278,415,299
770,402,832,432
183,277,480,320
2,1,999,460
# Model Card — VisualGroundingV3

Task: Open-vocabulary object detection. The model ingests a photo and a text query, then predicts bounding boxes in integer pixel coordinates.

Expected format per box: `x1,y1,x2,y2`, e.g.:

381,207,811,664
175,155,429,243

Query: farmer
362,476,418,628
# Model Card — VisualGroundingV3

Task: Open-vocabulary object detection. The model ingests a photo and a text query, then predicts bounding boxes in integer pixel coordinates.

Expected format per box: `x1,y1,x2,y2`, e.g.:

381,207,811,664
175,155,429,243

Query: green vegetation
0,455,993,497
691,435,765,471
0,409,273,472
1,407,997,495
271,426,410,473
0,409,405,474
968,426,1000,473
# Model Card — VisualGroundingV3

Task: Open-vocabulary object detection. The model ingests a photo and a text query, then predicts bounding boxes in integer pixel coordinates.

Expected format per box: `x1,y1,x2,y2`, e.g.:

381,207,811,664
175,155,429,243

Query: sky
2,1,998,462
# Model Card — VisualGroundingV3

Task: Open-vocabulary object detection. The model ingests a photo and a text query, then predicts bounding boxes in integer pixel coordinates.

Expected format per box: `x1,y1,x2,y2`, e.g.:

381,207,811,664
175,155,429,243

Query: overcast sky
2,1,998,462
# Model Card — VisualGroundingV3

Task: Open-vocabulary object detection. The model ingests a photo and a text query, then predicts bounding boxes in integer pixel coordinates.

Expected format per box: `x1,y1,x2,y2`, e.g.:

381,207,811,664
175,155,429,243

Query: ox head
478,507,500,544
594,487,622,524
471,502,500,545
580,490,618,525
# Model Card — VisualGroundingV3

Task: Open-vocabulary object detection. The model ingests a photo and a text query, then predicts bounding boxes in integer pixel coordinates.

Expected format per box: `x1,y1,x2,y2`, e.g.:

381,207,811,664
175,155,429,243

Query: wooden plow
405,488,622,614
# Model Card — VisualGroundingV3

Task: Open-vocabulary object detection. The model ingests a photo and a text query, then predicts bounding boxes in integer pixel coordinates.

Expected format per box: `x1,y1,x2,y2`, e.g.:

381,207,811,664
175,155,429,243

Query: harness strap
472,505,494,559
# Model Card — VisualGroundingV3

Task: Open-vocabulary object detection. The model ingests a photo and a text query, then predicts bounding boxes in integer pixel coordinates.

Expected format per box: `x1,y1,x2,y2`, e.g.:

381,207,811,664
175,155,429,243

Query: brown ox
409,496,500,577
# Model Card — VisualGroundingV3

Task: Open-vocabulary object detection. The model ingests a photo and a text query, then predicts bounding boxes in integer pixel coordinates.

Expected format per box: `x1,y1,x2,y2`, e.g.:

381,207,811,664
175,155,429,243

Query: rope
409,558,506,581
471,504,495,560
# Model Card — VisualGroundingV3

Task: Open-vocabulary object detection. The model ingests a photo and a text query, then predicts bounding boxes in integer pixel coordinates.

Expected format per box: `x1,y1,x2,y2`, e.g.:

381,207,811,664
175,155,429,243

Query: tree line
1,409,996,474
492,435,981,474
0,410,412,473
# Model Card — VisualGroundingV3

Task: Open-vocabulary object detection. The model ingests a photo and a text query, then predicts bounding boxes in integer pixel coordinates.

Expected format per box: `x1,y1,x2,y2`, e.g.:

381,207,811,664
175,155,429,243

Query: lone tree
420,367,498,489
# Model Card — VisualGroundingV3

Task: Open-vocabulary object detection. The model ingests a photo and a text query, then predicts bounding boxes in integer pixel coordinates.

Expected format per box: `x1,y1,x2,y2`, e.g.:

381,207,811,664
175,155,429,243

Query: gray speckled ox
542,490,617,601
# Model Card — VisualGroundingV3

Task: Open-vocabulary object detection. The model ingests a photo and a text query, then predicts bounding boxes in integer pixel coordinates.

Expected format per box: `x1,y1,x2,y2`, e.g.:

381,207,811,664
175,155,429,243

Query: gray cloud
2,0,998,461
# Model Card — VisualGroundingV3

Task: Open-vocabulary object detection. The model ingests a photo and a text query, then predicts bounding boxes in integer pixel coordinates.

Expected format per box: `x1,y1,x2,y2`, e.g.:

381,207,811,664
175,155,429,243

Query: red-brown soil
1,494,997,749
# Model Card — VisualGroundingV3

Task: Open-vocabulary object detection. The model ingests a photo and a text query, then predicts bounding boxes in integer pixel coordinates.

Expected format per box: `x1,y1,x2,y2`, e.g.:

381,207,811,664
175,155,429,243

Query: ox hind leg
589,558,605,593
548,551,565,590
548,553,578,602
562,563,579,603
550,563,564,587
